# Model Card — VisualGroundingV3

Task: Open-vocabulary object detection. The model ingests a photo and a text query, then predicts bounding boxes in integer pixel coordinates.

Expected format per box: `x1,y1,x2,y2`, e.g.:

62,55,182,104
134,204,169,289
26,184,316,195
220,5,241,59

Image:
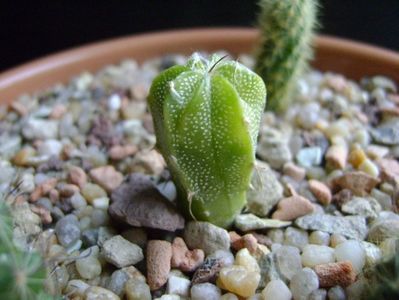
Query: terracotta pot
0,28,398,103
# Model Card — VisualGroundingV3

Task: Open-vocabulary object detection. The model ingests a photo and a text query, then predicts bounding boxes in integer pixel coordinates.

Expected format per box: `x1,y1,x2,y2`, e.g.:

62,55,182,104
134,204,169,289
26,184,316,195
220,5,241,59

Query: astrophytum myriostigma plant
148,53,266,228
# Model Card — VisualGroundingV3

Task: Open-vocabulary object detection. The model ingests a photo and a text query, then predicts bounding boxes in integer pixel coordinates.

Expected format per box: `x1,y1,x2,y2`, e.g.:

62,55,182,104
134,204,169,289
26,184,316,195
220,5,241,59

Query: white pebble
290,268,319,300
207,249,235,267
92,197,110,210
38,139,63,156
334,240,366,274
301,245,335,267
190,283,221,300
262,279,292,300
108,94,122,111
19,173,35,193
166,275,191,297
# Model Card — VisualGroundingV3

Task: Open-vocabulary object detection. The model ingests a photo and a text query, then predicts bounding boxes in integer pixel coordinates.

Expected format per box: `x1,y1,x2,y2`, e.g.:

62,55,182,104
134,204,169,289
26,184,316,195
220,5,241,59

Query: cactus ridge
149,54,266,227
255,0,318,111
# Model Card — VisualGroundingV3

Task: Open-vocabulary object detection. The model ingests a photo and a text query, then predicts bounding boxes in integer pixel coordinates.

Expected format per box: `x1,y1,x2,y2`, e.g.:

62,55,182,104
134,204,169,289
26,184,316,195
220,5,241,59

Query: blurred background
1,0,398,71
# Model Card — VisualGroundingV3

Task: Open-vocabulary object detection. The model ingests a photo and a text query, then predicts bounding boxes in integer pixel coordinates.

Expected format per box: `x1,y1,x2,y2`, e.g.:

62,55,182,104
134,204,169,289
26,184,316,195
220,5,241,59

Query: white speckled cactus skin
148,53,266,228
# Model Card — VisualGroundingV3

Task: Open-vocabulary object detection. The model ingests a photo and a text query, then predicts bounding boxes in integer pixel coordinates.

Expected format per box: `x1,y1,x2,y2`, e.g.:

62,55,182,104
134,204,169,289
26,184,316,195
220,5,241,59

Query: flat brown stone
331,171,380,196
89,165,124,192
109,173,184,232
309,179,332,205
272,195,314,221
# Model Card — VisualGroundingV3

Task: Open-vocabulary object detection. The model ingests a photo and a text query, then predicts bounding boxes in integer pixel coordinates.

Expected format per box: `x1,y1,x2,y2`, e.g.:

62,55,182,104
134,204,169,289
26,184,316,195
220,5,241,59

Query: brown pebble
171,237,204,273
283,162,306,181
380,106,399,117
325,74,347,92
272,195,314,221
388,93,399,105
229,231,241,244
147,240,172,291
331,171,380,196
314,261,356,288
325,145,348,170
89,165,124,193
308,179,332,205
31,205,52,224
377,158,399,183
109,144,138,160
231,233,258,254
57,183,79,197
49,189,60,203
10,101,28,116
332,189,353,208
49,104,67,119
30,178,58,202
68,166,87,189
250,232,273,248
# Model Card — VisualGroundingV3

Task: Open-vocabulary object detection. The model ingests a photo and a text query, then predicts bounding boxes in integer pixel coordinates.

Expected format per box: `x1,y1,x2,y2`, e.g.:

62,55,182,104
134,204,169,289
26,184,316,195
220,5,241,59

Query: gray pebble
55,214,81,248
107,269,130,297
184,221,230,255
290,268,319,300
246,161,283,216
284,227,309,251
328,286,346,300
295,214,368,240
101,235,144,268
81,228,99,247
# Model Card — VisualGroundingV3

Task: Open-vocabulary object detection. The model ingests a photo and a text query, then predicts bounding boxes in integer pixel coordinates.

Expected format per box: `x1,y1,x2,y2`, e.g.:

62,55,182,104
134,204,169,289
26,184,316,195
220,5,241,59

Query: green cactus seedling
255,0,318,111
148,53,266,228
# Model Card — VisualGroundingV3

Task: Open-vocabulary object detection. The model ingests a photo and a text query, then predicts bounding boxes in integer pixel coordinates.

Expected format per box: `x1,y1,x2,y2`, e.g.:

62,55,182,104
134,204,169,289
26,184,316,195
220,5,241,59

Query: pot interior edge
0,28,398,103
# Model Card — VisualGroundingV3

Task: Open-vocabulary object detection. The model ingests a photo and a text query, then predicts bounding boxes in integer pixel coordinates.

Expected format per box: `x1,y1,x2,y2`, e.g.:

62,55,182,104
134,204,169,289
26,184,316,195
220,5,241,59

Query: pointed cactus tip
148,53,266,227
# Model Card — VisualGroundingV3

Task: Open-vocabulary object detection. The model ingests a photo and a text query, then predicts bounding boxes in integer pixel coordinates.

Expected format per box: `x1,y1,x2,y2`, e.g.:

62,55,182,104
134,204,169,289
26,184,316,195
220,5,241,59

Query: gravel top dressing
1,53,398,300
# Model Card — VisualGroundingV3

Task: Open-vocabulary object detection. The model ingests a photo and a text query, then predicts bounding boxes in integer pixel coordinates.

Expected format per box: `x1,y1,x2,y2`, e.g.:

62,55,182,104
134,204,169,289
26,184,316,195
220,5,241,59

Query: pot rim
1,27,398,102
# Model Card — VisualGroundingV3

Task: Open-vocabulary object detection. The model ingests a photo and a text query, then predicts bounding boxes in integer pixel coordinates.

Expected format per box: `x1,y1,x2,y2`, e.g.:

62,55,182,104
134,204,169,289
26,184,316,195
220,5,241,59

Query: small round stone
207,249,235,267
75,256,102,280
166,275,191,297
330,234,347,248
308,288,327,300
85,286,119,300
220,293,239,300
234,248,260,272
55,214,81,248
217,265,260,298
301,245,335,267
81,183,107,204
125,279,151,300
328,285,346,300
290,268,319,300
65,280,90,298
334,240,366,274
284,227,309,250
91,208,110,227
309,231,330,246
262,279,292,300
107,270,130,297
191,283,221,300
